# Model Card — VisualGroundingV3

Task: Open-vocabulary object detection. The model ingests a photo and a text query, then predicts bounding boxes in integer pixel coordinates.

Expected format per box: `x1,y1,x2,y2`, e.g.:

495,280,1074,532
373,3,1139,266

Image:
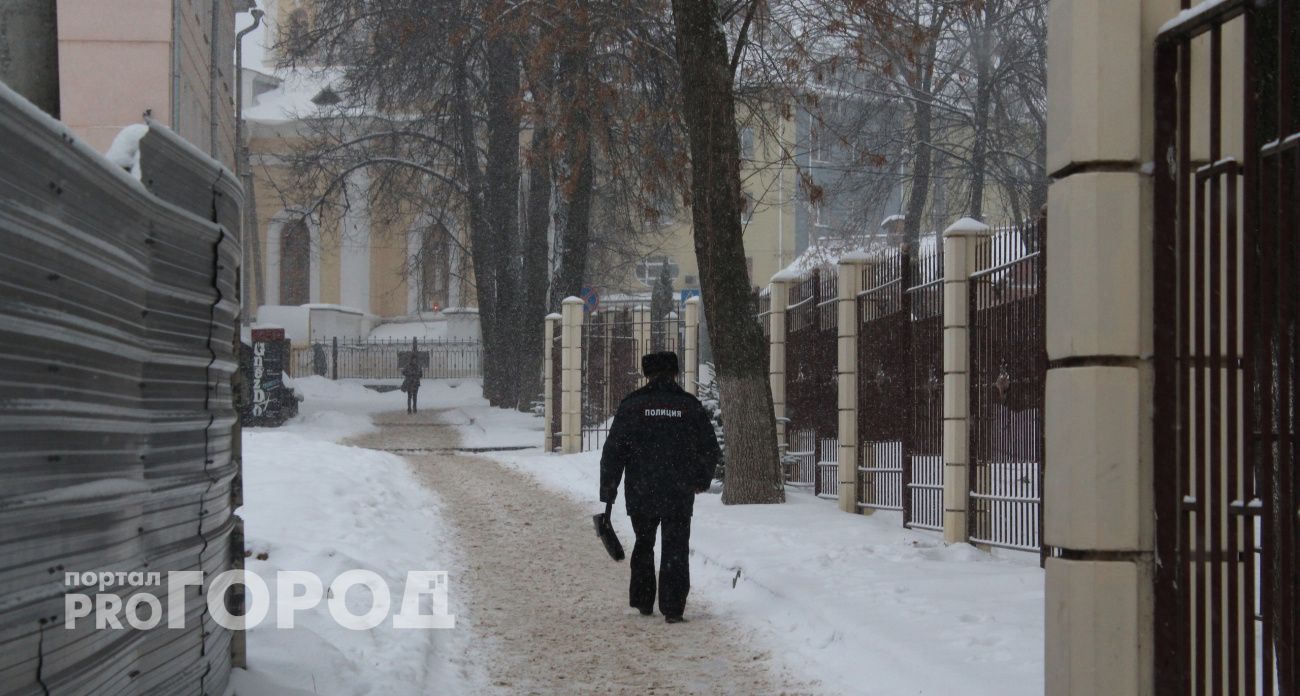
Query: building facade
56,0,251,169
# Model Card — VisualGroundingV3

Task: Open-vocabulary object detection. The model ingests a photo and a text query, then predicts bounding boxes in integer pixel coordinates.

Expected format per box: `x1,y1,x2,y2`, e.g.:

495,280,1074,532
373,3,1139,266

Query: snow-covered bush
695,363,726,480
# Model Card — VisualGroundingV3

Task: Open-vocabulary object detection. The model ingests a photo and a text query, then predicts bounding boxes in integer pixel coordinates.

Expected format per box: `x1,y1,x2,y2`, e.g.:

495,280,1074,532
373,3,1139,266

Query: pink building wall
57,0,243,168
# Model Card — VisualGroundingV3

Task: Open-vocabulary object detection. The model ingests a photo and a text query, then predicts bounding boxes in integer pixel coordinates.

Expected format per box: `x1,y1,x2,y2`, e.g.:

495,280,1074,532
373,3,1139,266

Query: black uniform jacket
599,378,721,518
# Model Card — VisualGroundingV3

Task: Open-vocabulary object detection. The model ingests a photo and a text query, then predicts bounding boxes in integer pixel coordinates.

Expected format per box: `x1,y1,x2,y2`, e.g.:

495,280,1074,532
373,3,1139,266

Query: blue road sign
680,288,701,304
580,286,600,313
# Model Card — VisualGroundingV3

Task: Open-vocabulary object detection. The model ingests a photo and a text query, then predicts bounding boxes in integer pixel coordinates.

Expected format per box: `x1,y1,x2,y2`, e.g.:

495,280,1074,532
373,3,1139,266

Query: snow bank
487,445,1045,695
232,378,475,694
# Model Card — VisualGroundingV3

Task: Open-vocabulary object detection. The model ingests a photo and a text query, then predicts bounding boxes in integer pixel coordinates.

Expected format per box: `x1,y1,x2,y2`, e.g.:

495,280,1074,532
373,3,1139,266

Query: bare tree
670,0,784,504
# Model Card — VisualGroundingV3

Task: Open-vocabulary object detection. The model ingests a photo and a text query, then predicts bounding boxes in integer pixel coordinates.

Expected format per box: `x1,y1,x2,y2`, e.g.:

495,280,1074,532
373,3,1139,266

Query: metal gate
968,220,1046,554
1154,1,1298,693
551,320,562,451
786,269,839,493
580,309,682,451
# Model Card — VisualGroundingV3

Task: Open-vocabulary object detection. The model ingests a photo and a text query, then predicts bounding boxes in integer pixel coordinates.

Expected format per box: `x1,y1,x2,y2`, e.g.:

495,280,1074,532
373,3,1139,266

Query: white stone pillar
543,312,560,450
560,297,584,454
837,253,868,514
941,217,990,544
683,297,701,395
769,271,799,452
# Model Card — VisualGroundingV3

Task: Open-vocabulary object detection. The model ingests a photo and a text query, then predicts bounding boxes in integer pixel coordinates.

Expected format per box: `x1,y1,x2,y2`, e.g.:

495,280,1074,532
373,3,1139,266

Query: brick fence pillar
942,217,990,544
1043,0,1166,693
837,253,869,514
560,297,583,454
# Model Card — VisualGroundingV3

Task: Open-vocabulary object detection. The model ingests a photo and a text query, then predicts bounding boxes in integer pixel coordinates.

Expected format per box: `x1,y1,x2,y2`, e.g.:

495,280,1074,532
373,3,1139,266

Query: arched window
280,219,310,305
419,225,450,311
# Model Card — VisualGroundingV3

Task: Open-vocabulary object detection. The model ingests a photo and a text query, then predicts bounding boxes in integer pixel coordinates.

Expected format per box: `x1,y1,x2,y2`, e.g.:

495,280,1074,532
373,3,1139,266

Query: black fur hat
641,351,679,377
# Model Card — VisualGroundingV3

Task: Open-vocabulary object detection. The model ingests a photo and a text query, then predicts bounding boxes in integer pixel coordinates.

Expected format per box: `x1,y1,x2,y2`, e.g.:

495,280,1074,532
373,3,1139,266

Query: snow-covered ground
462,412,1046,695
229,377,477,695
233,377,1043,695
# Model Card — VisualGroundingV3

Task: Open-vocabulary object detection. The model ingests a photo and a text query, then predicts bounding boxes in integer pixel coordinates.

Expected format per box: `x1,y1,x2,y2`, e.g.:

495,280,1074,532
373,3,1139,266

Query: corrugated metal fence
0,85,243,695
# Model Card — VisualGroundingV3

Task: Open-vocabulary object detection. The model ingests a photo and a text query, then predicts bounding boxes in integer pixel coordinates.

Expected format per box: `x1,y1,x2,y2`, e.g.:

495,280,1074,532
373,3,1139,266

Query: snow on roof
236,10,353,125
773,233,942,282
368,318,449,341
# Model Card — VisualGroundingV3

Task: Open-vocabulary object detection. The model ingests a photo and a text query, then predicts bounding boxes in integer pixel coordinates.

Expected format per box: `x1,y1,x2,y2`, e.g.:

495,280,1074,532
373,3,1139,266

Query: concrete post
837,253,869,514
543,312,560,450
632,305,650,388
769,271,799,453
684,297,701,395
941,217,991,544
1043,1,1168,692
560,297,584,454
0,0,60,117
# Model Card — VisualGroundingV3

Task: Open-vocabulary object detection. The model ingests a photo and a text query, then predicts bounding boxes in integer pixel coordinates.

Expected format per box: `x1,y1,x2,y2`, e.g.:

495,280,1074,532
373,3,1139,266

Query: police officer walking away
599,351,721,623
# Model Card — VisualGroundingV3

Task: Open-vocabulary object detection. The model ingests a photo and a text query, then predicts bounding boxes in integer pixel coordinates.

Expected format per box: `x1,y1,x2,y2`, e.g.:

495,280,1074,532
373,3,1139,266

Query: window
418,225,451,311
812,201,829,228
741,192,756,225
809,126,827,163
636,256,679,287
739,127,756,161
280,219,310,305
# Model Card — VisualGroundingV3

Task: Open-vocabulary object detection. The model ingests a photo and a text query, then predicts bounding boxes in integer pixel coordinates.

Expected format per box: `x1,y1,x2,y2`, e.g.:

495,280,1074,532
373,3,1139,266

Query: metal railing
289,337,482,381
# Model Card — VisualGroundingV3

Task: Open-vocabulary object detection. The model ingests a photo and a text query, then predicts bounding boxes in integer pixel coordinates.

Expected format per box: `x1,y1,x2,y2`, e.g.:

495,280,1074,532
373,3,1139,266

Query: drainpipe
236,7,265,320
210,0,221,159
171,0,181,131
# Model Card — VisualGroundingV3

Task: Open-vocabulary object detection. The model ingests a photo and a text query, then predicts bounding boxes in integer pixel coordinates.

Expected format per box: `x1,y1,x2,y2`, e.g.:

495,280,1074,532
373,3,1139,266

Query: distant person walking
599,351,720,623
401,354,423,414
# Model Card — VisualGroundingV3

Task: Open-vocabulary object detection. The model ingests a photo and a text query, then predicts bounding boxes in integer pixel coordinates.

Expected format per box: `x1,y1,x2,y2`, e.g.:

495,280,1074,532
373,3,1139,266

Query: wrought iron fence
1153,3,1296,693
786,268,839,493
906,244,945,531
967,220,1046,553
855,244,944,530
289,337,482,381
857,249,912,513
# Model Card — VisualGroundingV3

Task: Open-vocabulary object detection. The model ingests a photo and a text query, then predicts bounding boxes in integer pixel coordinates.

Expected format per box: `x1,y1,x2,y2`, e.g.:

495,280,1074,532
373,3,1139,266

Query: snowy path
350,409,814,696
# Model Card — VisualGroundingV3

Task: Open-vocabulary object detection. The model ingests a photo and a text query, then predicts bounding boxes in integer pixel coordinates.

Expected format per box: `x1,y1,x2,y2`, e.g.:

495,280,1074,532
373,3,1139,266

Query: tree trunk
517,124,552,411
483,35,524,407
550,44,594,308
670,0,783,505
903,38,938,251
454,63,504,406
967,7,997,220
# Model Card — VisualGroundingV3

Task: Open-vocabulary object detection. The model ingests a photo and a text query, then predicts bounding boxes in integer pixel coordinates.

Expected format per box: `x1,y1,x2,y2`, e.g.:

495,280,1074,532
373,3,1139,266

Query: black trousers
406,389,418,413
629,515,691,617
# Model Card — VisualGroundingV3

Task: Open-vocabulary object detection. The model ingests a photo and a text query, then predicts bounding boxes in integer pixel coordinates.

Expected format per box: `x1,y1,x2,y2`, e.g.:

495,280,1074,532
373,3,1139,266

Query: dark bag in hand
593,502,624,561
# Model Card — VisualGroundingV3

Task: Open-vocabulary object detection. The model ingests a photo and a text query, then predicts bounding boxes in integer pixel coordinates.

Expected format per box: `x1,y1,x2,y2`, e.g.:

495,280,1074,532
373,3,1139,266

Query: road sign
680,288,701,304
580,286,600,313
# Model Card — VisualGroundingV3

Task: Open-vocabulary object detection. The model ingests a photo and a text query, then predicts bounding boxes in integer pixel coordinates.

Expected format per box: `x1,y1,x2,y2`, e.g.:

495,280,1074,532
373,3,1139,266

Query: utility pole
0,0,60,117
